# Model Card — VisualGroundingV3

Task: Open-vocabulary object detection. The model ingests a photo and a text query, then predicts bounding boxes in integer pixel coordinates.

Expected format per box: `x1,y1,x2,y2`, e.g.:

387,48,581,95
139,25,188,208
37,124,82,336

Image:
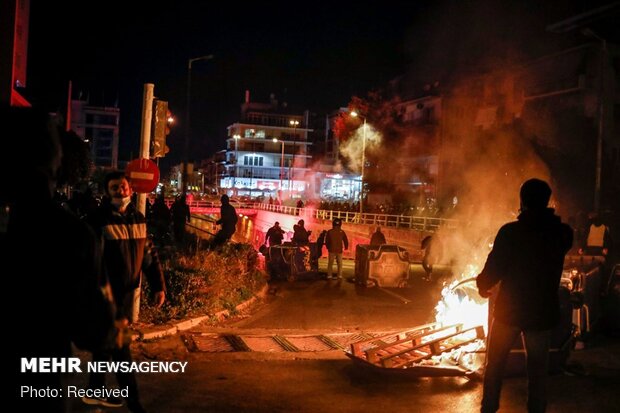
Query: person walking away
85,171,166,413
170,194,191,243
325,218,349,280
212,194,238,247
2,107,116,412
370,226,386,246
266,221,285,246
476,178,573,413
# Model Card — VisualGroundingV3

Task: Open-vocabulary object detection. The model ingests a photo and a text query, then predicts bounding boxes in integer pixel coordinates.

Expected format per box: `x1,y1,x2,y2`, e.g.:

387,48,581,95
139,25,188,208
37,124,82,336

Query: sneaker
82,395,124,408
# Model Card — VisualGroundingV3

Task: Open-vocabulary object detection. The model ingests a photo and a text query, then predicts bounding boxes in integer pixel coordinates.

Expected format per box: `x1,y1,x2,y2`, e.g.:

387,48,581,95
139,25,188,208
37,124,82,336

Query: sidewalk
130,284,269,341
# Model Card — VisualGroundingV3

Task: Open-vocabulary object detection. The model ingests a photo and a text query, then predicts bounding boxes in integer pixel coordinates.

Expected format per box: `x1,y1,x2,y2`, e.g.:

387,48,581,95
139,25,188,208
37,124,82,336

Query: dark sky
25,1,619,168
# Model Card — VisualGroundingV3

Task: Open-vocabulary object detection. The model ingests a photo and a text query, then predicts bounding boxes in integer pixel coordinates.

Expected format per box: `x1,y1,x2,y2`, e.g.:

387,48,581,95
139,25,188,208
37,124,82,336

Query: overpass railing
171,200,456,232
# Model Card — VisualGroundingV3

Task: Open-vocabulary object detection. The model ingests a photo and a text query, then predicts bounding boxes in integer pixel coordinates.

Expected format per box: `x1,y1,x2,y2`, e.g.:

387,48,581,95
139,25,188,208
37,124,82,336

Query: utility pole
137,83,154,215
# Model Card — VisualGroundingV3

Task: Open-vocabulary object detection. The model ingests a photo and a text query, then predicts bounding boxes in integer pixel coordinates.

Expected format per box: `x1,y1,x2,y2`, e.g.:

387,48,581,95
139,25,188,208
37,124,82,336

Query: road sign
126,158,160,193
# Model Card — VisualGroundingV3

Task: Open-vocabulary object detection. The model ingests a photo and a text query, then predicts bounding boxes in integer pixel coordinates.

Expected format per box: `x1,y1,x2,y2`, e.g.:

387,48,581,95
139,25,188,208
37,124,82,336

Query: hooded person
476,178,573,413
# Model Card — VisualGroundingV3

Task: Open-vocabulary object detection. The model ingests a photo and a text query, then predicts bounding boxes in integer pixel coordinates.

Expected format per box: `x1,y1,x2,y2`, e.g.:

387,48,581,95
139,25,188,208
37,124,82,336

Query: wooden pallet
348,323,486,372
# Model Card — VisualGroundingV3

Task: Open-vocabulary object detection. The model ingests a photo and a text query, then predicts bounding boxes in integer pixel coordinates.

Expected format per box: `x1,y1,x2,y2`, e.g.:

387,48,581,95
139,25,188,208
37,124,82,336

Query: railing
172,200,457,232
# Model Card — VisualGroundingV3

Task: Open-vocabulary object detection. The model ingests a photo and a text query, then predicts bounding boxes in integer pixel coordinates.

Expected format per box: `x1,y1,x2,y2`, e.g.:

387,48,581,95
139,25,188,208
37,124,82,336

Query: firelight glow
434,264,489,335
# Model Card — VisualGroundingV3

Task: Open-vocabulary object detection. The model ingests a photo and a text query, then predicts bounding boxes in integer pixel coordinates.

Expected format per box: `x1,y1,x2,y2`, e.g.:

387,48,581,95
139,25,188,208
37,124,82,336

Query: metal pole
215,162,218,195
183,61,192,195
360,118,366,215
289,120,299,199
184,55,213,196
594,39,606,213
280,140,284,197
250,140,254,199
234,135,239,195
137,83,154,216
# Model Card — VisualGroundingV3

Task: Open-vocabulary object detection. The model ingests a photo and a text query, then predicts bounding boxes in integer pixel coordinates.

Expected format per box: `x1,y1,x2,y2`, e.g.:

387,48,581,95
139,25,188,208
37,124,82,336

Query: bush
140,241,267,325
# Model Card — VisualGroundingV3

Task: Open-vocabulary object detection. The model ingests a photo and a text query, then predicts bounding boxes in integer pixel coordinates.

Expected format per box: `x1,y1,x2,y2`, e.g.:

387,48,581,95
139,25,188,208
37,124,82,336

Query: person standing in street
2,106,116,413
325,218,349,280
85,171,166,413
476,178,573,413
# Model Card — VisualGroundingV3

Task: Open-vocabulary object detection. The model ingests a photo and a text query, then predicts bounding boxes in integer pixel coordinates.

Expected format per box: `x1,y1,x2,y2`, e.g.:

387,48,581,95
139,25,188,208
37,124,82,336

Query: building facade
70,99,120,169
221,94,312,200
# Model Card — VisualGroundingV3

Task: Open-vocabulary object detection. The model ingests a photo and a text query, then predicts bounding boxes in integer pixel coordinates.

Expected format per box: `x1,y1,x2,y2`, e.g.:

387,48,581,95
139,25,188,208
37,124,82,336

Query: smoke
434,72,552,277
339,124,382,173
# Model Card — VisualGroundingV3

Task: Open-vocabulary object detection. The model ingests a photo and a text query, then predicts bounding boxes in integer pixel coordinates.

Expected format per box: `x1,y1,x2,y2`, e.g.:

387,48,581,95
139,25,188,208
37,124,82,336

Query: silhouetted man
476,178,573,413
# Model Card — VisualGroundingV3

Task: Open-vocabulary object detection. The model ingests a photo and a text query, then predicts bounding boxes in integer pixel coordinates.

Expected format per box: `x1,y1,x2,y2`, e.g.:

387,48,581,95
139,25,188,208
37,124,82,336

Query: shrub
140,240,267,325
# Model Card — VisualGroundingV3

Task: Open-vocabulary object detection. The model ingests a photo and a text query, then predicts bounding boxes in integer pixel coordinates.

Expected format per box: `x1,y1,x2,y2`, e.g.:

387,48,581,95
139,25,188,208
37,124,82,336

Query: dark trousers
481,320,551,413
89,344,139,403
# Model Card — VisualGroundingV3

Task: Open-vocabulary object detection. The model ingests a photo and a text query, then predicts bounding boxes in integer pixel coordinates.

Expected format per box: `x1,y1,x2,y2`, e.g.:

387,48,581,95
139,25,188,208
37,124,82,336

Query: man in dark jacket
85,171,166,413
476,178,573,413
325,218,349,279
213,194,238,247
266,221,285,246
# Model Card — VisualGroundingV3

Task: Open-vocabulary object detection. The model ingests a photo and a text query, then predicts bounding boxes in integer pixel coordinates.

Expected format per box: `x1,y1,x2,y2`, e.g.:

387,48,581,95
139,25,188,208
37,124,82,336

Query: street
66,263,620,413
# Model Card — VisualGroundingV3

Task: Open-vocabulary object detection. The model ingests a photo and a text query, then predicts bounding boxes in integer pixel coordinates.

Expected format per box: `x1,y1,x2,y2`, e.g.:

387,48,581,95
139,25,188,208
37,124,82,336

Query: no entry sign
126,158,160,193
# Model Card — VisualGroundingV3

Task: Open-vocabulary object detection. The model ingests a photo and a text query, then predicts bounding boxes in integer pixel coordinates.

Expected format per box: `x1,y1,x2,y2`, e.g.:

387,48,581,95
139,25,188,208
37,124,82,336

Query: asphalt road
66,263,620,413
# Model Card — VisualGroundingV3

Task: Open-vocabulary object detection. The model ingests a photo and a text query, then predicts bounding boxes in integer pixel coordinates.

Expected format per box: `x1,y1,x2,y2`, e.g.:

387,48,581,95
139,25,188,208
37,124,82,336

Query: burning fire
435,264,489,334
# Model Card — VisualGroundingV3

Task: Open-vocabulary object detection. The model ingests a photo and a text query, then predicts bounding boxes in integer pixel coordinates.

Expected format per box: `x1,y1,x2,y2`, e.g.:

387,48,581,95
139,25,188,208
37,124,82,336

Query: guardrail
172,200,456,232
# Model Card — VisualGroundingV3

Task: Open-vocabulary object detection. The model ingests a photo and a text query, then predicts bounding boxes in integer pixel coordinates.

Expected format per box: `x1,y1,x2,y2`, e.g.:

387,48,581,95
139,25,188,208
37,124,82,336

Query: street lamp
289,119,299,198
273,138,285,197
184,54,214,195
351,111,367,215
233,134,240,194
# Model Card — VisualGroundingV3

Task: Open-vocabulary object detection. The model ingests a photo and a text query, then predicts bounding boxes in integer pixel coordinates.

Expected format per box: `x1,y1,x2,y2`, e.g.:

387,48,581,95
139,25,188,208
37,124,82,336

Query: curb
133,284,269,341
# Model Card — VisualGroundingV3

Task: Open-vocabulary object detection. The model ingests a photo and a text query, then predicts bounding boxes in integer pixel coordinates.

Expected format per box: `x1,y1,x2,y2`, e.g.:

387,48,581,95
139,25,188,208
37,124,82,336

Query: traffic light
153,100,172,158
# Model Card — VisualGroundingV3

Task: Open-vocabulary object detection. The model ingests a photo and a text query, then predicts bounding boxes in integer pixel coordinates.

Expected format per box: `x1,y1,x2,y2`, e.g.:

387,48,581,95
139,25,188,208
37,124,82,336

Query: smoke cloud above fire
339,125,382,173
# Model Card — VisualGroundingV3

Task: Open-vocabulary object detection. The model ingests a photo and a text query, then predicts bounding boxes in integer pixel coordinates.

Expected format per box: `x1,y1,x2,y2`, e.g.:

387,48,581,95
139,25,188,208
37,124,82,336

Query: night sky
25,0,618,170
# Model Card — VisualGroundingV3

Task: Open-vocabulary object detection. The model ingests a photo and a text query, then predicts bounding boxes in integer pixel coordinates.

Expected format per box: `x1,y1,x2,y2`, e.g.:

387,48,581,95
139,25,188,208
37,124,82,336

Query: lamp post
273,138,285,197
289,119,299,198
351,111,367,215
233,134,240,195
184,54,214,195
198,171,204,193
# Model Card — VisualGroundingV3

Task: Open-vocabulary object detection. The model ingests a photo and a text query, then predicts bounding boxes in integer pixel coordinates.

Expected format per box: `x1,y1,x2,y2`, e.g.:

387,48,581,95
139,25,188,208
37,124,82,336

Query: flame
435,264,489,335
